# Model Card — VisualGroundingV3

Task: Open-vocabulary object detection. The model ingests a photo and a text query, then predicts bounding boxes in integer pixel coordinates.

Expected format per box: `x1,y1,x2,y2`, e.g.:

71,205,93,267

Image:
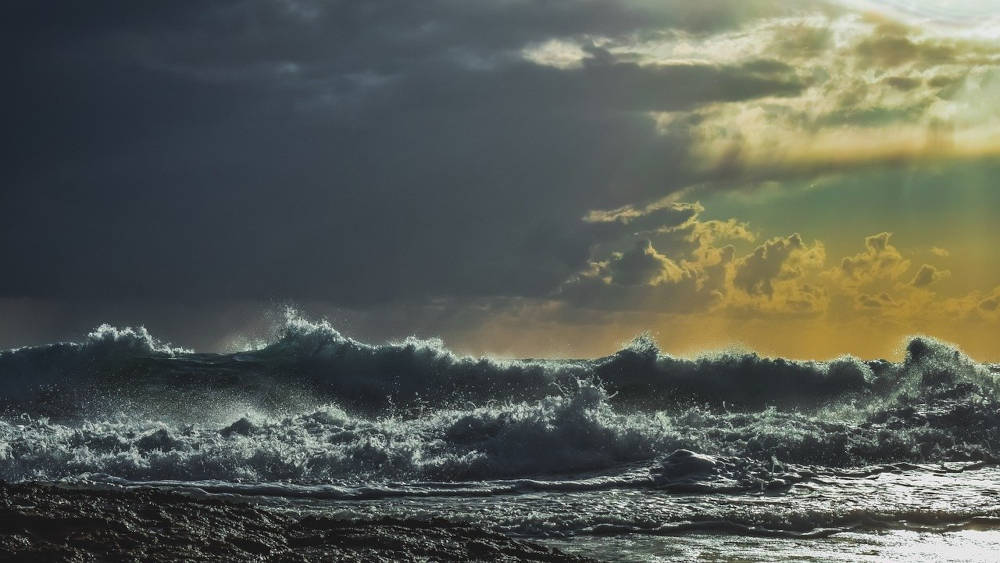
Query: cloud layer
3,0,1000,358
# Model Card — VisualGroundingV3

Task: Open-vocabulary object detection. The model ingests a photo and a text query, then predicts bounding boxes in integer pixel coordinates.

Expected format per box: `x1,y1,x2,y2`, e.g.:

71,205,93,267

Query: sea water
2,314,999,561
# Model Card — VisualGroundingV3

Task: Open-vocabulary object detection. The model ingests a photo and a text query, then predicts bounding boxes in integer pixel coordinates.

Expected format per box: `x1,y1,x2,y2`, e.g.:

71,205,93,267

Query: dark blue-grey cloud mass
1,0,818,311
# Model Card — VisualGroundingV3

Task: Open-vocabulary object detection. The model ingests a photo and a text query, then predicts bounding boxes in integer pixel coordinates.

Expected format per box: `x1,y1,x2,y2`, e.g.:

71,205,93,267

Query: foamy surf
1,313,999,560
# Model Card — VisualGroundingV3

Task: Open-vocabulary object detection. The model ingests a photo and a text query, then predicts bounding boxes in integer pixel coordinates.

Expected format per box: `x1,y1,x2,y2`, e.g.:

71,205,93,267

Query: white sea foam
0,314,998,486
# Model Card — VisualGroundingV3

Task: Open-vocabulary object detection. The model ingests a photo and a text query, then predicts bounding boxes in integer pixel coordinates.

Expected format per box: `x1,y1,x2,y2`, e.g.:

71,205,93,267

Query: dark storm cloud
856,292,896,309
556,238,723,314
605,240,684,287
980,297,1000,312
883,76,921,91
1,0,815,307
732,234,807,298
910,264,950,288
854,23,957,68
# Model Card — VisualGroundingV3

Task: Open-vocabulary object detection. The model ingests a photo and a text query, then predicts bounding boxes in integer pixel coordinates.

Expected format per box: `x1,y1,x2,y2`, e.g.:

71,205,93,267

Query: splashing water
2,313,1000,560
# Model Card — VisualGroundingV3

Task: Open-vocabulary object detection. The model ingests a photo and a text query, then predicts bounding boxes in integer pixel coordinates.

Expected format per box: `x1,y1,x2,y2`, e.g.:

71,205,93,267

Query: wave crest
1,315,998,418
86,324,190,356
0,313,999,482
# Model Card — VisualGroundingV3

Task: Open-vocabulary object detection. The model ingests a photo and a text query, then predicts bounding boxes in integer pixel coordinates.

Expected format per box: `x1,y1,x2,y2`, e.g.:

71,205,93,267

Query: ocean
2,314,999,561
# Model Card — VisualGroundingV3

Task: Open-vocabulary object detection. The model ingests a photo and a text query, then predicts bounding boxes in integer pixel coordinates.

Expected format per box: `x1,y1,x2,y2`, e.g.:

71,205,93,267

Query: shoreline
0,482,591,562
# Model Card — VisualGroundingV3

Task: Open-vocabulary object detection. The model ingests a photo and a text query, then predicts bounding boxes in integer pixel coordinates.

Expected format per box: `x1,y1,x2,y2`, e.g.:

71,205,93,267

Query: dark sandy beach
0,482,590,562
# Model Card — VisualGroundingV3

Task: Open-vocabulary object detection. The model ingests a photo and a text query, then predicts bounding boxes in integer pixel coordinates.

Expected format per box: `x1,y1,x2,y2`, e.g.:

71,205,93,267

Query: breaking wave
0,312,998,485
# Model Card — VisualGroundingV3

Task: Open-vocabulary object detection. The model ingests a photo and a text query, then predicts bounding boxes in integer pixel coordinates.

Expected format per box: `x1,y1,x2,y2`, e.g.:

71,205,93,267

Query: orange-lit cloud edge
458,4,1000,362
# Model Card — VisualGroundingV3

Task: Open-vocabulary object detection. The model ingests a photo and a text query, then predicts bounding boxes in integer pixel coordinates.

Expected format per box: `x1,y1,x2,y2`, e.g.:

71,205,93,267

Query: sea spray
1,313,999,486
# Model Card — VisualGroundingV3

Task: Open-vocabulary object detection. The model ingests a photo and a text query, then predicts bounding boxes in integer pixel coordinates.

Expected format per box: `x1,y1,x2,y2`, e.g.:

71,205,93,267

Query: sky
4,0,1000,360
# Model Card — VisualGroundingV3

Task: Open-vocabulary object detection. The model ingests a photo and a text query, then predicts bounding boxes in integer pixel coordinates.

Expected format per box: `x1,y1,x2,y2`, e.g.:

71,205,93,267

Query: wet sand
0,482,590,562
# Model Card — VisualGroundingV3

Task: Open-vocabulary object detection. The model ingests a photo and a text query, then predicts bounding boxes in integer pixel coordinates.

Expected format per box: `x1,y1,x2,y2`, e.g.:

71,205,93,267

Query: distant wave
4,311,994,416
0,313,998,484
